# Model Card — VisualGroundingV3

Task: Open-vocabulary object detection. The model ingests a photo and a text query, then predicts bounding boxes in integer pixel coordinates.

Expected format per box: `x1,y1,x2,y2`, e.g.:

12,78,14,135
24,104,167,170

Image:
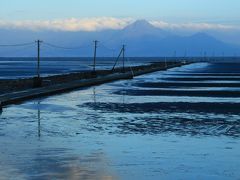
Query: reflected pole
37,101,41,138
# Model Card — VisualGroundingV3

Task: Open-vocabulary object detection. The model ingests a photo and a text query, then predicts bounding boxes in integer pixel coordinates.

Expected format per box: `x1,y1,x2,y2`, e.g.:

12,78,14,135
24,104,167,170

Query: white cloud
0,17,238,32
0,17,133,31
150,20,238,31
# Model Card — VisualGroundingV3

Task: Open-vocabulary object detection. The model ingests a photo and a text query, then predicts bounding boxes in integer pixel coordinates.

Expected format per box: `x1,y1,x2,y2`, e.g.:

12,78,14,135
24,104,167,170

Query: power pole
122,45,125,72
36,40,42,78
93,40,98,73
33,40,43,88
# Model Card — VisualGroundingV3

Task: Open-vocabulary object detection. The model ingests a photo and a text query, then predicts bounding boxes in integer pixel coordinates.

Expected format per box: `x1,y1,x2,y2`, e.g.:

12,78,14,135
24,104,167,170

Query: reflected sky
0,62,240,179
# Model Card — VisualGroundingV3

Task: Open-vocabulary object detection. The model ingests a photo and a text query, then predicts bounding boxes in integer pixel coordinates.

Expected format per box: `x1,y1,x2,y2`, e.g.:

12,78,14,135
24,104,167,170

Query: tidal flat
0,62,240,179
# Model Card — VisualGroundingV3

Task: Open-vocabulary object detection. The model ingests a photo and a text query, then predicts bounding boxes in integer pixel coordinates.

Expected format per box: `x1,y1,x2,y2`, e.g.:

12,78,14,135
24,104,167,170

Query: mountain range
0,20,239,57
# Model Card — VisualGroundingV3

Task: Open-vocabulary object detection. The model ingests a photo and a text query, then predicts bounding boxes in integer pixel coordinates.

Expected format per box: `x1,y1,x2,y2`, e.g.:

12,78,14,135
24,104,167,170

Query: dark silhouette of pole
93,40,98,73
112,47,123,71
122,45,125,72
36,40,42,78
33,40,43,88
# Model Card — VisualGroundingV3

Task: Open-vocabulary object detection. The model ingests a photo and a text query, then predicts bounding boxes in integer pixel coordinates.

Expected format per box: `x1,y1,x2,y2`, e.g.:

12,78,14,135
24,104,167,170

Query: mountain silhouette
0,20,239,57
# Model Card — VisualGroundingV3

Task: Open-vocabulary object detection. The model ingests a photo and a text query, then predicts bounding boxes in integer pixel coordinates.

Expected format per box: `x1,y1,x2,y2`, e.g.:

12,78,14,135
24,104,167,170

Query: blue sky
0,0,239,35
0,0,239,24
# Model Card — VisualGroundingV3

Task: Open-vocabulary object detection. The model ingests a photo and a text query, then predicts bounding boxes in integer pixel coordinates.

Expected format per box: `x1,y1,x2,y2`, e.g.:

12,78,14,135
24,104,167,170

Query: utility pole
36,40,42,78
33,40,43,88
93,40,98,74
122,45,125,72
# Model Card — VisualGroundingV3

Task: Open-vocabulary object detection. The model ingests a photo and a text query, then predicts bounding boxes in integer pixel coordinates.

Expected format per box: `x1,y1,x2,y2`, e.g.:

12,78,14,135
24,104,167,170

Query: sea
0,57,162,79
0,58,240,179
0,57,236,79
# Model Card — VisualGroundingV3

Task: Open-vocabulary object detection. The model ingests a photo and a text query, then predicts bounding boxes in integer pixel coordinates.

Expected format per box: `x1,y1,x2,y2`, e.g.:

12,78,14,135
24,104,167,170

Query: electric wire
0,42,35,47
42,42,91,50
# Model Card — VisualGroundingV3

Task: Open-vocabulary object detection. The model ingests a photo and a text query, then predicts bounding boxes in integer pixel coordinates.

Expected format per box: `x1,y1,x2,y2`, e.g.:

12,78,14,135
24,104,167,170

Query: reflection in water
92,87,97,104
37,101,41,138
28,151,112,180
1,63,240,179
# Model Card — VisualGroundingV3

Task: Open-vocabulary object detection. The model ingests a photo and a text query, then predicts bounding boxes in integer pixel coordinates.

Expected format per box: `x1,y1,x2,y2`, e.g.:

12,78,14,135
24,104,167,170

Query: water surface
0,62,240,179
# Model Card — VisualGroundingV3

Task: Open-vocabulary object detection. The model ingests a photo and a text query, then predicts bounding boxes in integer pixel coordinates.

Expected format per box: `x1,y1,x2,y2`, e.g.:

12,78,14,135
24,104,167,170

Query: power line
99,44,117,52
43,42,91,50
0,42,35,47
0,43,35,56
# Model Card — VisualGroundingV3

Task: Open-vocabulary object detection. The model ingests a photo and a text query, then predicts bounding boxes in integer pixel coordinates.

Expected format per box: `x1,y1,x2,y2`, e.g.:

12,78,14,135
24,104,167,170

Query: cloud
0,17,238,32
150,20,238,31
0,17,133,32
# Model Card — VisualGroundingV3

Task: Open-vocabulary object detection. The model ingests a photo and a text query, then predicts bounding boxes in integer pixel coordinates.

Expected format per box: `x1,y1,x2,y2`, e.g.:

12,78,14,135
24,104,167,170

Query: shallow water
0,57,157,79
0,62,240,179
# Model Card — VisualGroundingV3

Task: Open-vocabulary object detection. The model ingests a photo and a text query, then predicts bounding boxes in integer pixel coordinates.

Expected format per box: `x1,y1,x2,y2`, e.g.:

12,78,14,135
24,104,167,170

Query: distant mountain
0,20,239,57
119,20,171,39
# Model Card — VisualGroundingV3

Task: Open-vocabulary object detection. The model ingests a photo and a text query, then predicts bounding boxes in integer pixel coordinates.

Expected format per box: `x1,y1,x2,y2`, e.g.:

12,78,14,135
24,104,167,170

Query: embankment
0,61,187,107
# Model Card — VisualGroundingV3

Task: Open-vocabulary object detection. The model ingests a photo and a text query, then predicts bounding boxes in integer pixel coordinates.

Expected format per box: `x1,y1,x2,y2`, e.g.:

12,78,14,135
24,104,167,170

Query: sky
0,0,239,32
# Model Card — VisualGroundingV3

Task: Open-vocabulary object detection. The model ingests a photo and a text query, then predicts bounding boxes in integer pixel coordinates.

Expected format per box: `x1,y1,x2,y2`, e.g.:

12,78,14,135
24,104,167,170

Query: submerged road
0,62,184,107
